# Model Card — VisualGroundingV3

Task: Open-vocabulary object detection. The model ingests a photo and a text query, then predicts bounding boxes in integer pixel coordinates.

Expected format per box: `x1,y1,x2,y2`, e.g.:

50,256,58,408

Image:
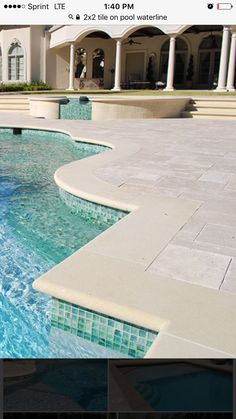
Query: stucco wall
30,26,45,82
46,46,70,89
92,97,190,120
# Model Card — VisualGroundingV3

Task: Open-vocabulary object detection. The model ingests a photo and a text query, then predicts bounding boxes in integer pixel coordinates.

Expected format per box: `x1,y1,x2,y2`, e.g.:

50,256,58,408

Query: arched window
8,41,24,81
160,38,188,85
0,47,2,81
75,48,87,79
198,35,222,88
92,49,105,79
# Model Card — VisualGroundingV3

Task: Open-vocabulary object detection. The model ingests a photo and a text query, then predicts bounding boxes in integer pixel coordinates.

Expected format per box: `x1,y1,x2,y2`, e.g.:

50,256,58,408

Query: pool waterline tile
60,98,92,120
51,298,158,358
59,188,128,225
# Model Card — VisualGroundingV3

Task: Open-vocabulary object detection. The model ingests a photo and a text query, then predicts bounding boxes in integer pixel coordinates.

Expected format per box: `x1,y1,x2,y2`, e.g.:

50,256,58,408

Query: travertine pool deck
1,113,236,357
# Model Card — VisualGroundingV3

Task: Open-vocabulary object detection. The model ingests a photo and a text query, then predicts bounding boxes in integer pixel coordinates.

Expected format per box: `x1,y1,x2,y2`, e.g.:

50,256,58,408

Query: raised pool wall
92,97,190,120
59,97,190,120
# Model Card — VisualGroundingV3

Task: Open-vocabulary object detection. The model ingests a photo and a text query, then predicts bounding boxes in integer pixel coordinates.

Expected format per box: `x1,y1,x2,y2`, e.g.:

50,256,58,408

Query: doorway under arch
198,34,222,89
160,38,188,86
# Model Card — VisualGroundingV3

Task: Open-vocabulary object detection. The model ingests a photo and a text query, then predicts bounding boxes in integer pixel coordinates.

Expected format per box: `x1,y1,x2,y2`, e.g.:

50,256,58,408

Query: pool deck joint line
0,114,236,357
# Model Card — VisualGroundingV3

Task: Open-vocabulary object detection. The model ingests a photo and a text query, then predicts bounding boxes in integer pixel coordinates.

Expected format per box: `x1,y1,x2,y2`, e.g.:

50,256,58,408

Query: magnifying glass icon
68,14,74,19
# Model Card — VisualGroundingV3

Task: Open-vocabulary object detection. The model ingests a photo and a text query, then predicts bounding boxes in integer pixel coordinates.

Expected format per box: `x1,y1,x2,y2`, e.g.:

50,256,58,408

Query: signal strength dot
4,4,22,7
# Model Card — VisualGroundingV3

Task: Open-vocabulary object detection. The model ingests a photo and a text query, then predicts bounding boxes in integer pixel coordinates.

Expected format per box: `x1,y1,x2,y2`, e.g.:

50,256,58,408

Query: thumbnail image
4,360,107,412
108,360,233,412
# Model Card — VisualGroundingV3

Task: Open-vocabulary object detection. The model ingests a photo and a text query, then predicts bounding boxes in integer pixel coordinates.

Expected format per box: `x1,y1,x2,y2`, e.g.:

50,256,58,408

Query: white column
216,26,231,91
227,32,236,91
164,36,176,91
112,39,122,91
67,42,75,91
42,31,49,83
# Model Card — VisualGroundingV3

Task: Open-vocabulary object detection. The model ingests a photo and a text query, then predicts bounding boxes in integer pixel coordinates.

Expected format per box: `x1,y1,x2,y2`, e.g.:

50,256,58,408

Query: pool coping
2,121,236,358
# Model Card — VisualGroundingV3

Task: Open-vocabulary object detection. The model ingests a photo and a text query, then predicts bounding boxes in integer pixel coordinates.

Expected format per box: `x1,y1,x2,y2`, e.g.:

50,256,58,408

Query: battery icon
217,2,233,9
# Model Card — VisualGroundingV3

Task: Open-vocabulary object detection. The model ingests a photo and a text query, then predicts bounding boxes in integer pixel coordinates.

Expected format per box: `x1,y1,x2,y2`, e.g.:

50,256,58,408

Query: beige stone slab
196,224,236,250
146,333,234,358
225,174,236,191
221,258,236,293
84,196,200,267
171,236,236,259
198,171,232,184
148,244,231,289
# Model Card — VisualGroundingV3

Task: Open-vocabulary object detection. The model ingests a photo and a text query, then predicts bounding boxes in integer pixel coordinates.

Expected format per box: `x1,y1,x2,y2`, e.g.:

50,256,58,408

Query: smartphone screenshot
0,0,235,417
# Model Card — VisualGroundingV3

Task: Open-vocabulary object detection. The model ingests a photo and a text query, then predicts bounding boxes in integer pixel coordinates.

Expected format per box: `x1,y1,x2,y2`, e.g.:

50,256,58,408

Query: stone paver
196,224,236,249
221,258,236,293
198,171,231,184
148,244,231,289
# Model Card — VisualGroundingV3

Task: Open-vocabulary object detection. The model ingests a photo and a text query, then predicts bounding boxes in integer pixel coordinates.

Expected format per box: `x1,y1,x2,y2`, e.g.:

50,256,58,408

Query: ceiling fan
124,38,142,46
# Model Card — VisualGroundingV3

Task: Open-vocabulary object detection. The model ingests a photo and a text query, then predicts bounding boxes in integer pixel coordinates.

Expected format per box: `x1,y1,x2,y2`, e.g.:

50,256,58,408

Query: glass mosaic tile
60,188,128,225
51,299,158,358
60,98,92,120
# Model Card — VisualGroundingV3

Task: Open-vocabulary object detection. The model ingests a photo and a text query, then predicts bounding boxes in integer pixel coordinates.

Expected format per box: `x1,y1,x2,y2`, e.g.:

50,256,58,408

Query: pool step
0,97,30,112
182,98,236,119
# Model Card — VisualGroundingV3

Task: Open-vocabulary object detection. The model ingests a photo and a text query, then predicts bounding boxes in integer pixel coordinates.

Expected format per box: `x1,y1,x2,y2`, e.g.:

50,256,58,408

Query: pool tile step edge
33,249,236,357
33,193,203,356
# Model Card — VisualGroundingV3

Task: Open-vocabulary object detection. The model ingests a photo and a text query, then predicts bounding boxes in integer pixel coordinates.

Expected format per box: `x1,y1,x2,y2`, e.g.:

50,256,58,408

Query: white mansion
0,24,236,91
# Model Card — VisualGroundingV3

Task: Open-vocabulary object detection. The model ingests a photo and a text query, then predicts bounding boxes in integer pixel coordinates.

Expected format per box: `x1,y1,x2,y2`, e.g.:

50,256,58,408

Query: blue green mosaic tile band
51,299,158,358
60,98,92,120
74,141,109,154
59,188,128,225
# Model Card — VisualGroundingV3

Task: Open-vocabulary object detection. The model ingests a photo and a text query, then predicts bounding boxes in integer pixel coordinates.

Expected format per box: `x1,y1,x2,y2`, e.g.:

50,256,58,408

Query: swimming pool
0,128,127,358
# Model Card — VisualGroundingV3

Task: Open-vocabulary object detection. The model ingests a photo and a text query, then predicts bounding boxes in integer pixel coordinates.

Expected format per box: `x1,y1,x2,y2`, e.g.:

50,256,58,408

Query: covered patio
47,24,236,92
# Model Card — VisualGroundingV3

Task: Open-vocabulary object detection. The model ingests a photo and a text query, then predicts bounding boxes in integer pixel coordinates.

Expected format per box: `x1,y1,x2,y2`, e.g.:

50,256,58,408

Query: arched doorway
160,38,188,86
75,48,87,79
72,30,111,89
198,34,222,88
92,48,105,79
122,26,164,88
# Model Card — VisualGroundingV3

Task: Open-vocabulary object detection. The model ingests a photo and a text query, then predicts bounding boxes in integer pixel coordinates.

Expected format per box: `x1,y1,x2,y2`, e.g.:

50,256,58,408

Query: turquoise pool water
0,128,126,358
